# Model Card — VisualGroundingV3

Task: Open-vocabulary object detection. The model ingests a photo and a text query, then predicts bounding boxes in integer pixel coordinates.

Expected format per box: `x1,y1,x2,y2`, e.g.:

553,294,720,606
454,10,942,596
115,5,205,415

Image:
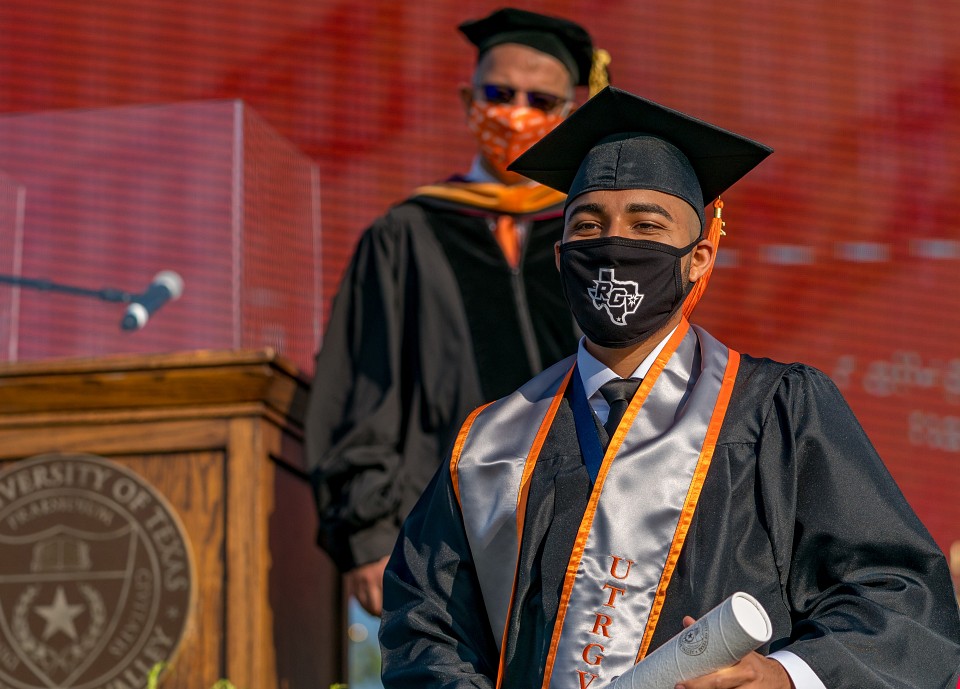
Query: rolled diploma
611,592,772,689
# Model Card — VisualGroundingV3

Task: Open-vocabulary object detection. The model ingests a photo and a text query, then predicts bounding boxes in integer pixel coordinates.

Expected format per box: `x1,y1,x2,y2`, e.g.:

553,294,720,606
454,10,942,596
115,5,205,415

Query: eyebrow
566,201,604,218
566,200,675,222
625,202,674,222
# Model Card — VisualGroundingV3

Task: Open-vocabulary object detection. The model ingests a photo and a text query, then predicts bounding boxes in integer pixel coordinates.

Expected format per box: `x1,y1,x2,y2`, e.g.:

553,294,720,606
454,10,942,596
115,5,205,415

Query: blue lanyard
570,365,606,484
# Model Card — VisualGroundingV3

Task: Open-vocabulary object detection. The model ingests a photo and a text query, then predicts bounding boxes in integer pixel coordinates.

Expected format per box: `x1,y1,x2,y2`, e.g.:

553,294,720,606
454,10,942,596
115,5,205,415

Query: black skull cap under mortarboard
458,8,594,86
508,85,773,227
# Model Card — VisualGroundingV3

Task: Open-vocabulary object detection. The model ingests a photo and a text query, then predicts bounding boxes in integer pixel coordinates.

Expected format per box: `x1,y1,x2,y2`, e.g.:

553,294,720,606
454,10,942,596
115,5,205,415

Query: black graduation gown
305,195,578,571
380,355,960,688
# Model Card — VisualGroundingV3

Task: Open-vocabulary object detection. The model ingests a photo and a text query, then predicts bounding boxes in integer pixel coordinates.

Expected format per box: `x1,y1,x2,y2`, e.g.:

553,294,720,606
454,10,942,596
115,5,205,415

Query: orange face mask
468,101,564,179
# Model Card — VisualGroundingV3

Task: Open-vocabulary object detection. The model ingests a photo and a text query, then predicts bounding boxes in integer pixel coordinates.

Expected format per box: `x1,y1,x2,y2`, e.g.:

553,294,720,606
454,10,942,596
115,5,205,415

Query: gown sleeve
304,215,410,571
759,364,960,687
380,466,500,689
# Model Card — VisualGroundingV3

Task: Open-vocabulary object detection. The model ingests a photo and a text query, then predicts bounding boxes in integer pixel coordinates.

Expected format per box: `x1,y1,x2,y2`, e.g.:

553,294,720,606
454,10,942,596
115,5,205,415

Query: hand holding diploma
611,592,791,689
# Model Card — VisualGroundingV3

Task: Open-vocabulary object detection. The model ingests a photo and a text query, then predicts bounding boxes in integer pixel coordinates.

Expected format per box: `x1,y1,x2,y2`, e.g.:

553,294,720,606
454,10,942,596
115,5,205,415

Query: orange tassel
681,198,724,319
589,49,611,98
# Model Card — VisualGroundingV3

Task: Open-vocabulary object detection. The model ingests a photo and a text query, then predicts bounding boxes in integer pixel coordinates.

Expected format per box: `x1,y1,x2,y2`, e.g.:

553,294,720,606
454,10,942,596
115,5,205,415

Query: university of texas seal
0,454,194,689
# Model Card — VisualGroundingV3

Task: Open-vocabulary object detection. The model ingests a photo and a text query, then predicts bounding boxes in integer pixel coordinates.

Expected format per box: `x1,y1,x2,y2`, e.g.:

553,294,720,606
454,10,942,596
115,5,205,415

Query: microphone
121,270,184,331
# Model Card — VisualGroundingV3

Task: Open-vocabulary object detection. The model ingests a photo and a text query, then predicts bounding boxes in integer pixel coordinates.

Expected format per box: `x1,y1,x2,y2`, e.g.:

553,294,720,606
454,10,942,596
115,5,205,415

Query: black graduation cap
508,86,773,226
459,8,594,87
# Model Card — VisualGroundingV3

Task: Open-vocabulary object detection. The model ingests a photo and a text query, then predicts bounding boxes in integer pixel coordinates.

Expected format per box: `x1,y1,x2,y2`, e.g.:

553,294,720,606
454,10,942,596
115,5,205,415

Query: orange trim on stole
635,349,741,661
540,320,691,689
495,365,574,689
449,402,494,512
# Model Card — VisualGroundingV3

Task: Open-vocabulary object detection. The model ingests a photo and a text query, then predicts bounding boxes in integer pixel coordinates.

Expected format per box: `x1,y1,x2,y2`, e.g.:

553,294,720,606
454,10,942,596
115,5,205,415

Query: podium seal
0,454,194,689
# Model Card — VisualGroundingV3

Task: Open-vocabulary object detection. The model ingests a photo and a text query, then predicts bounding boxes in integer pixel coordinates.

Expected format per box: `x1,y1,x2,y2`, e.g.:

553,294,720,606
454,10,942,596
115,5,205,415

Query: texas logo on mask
588,268,644,325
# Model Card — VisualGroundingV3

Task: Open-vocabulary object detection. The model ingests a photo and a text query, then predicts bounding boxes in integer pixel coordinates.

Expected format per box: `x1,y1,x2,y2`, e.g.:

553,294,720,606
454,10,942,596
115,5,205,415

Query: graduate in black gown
305,9,609,615
380,87,960,688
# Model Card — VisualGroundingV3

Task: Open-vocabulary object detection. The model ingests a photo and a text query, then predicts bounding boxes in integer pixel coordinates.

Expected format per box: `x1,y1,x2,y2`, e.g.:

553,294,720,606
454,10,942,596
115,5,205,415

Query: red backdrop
1,1,959,573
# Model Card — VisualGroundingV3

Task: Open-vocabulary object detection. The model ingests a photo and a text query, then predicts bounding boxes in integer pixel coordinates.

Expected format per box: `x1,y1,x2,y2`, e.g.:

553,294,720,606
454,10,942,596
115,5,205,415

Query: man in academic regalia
306,8,610,616
379,86,960,688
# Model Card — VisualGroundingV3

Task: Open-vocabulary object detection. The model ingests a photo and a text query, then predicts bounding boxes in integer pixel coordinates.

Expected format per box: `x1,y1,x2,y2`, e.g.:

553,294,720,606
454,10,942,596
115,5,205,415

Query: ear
688,239,715,282
554,240,562,272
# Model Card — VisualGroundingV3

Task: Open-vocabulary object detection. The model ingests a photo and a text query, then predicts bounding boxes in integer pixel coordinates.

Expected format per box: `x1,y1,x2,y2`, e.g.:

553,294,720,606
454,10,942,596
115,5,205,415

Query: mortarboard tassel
682,198,724,319
588,48,611,97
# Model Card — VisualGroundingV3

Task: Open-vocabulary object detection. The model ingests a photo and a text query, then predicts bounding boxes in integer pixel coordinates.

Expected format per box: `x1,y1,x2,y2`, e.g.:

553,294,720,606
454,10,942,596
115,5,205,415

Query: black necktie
599,378,641,439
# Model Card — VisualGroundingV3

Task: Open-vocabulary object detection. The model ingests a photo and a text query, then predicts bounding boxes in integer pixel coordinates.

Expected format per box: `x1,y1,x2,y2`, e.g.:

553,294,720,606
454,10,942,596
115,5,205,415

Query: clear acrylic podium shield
0,100,322,372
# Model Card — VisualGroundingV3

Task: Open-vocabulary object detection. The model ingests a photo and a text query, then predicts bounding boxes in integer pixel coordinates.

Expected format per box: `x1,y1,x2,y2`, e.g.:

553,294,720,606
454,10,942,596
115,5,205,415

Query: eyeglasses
476,83,570,113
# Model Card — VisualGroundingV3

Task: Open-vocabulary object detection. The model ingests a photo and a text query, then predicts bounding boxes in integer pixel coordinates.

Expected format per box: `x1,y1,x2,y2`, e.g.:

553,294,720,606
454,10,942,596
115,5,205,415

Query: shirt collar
464,156,498,183
464,155,540,186
576,325,679,400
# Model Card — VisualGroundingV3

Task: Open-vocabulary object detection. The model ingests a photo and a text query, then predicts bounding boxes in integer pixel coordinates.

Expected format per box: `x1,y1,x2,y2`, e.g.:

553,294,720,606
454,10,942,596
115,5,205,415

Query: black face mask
559,236,699,349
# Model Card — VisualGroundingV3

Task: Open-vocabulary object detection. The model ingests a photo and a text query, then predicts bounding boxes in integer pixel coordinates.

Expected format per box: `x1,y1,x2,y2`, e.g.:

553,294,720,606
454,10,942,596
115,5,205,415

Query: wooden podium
0,350,343,689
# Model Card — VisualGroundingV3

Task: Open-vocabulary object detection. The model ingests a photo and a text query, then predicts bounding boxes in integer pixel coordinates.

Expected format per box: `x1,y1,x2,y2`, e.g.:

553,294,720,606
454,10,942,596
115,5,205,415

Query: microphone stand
0,273,138,326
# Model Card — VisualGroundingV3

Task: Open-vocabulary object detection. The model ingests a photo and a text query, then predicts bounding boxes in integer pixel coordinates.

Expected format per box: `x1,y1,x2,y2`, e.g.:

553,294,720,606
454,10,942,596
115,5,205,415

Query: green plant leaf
146,661,167,689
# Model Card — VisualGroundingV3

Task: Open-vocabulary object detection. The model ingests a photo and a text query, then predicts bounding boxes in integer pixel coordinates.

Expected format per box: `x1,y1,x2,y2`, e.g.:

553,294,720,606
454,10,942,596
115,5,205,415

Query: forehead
567,188,700,223
475,43,572,93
